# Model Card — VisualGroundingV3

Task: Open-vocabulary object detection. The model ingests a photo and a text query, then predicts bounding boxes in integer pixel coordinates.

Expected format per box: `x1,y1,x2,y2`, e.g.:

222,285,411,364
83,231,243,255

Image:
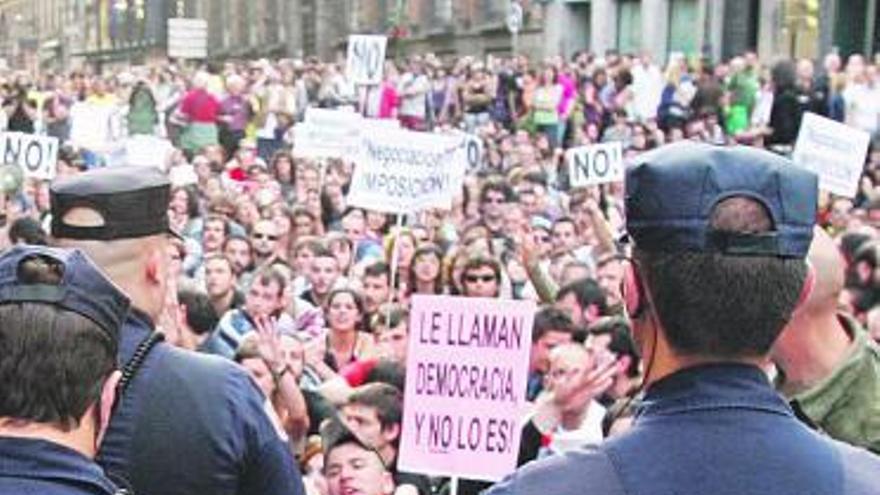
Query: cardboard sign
793,112,870,198
346,35,387,85
293,108,363,159
347,129,468,213
0,132,58,180
124,135,175,170
566,142,625,188
398,295,535,482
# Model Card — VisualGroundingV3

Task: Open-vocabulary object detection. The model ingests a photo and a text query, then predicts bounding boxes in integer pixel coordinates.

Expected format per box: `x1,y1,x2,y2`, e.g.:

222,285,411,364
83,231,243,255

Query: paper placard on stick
398,295,535,482
293,110,363,159
346,35,387,85
0,132,58,180
566,142,624,188
793,112,870,198
347,129,468,214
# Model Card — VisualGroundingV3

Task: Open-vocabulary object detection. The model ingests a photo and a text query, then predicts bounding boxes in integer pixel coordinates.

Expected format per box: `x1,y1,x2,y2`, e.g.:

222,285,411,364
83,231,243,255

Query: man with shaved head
773,227,880,453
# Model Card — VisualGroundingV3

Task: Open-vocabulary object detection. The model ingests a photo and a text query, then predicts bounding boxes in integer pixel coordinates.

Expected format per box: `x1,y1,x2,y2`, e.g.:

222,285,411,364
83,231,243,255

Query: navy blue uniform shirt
486,364,880,495
97,311,304,495
0,437,118,495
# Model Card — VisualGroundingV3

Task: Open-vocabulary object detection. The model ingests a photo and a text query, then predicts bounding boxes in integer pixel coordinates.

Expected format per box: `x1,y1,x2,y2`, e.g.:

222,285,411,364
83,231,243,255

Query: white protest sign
346,35,387,85
399,295,535,482
793,112,870,198
293,108,363,159
167,18,208,59
124,135,175,170
69,102,115,152
566,141,624,188
464,134,483,171
347,129,468,213
0,132,59,180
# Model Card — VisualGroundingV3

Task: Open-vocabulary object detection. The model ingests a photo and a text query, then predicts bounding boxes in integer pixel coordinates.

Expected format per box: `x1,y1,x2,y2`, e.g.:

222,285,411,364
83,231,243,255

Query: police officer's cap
625,141,818,258
0,245,130,341
50,166,180,241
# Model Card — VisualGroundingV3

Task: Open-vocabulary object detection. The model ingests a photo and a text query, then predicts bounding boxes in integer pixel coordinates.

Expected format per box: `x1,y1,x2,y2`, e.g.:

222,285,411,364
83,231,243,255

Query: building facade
0,0,876,74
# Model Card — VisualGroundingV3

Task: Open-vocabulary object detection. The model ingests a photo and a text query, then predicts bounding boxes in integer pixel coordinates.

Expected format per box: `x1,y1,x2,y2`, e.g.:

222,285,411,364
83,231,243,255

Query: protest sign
793,112,870,198
68,102,115,152
399,295,535,482
293,108,363,159
345,35,387,85
347,129,468,213
566,141,624,188
0,132,58,180
167,18,208,59
124,135,175,170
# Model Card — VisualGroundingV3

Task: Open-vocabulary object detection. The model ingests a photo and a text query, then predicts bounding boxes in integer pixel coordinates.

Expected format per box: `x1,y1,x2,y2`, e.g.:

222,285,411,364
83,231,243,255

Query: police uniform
0,245,132,495
51,166,304,495
486,143,880,495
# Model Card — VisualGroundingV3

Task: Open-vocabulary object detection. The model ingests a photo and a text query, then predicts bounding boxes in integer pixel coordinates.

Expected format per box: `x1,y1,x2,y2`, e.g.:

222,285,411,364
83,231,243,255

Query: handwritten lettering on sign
399,295,534,482
566,141,625,188
1,132,58,180
346,35,387,85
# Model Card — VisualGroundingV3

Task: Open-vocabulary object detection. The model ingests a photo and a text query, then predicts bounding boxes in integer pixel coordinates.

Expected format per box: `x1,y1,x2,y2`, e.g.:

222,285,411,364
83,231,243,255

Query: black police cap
50,166,180,241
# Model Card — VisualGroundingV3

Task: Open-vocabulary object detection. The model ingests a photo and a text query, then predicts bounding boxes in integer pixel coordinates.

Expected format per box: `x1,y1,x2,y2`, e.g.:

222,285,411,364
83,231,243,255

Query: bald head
53,206,170,320
803,227,845,312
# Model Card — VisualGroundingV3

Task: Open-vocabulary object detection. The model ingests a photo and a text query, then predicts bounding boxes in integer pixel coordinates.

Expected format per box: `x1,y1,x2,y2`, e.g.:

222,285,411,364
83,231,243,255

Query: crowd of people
1,47,880,495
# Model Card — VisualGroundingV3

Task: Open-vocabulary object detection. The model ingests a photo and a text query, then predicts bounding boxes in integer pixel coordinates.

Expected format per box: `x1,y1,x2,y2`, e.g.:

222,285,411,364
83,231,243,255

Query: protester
2,47,880,495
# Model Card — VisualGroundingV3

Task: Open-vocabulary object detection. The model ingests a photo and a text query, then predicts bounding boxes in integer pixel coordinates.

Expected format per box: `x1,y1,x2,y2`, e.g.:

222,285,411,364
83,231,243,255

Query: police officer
51,166,304,495
487,142,880,494
0,245,130,494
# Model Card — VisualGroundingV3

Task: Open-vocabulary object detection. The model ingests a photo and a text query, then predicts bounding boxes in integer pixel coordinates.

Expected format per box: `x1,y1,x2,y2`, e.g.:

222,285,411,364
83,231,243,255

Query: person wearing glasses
460,254,503,299
251,218,283,269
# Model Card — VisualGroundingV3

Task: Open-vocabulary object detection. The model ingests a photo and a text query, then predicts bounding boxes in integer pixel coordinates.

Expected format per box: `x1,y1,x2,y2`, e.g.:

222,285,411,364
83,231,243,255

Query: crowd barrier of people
1,48,880,495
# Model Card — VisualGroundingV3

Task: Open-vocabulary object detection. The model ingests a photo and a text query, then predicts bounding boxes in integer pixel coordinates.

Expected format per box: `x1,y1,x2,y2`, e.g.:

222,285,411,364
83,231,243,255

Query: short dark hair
9,217,47,245
178,287,218,335
589,317,640,377
363,261,390,281
0,258,116,429
479,179,514,204
372,304,409,332
204,214,231,236
556,278,608,315
532,306,575,343
251,267,288,296
348,383,403,431
635,197,808,358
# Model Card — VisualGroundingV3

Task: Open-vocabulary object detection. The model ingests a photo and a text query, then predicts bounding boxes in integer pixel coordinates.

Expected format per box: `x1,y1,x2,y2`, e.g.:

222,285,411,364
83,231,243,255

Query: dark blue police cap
50,166,179,241
0,245,130,340
625,142,818,258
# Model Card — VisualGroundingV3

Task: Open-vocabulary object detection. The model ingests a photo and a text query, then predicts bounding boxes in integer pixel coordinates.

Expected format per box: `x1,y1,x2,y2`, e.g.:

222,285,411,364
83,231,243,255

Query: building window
617,0,641,54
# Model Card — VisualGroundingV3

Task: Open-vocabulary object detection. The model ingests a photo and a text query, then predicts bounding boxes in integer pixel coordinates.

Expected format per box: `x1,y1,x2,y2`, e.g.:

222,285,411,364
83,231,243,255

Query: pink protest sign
398,295,535,482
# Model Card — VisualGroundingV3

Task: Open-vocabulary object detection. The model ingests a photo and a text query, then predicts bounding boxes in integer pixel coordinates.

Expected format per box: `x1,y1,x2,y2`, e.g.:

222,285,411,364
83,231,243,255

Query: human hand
254,315,283,371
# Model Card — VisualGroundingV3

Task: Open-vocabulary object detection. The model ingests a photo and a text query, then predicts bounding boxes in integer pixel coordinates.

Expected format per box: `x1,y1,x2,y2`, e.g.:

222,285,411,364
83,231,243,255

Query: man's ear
793,262,817,313
95,370,122,449
622,261,643,320
383,423,401,445
146,248,164,285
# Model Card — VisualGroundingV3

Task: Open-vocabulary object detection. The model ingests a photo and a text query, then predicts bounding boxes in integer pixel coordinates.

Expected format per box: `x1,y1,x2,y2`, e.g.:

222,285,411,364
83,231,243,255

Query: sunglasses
253,233,278,241
465,274,496,283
